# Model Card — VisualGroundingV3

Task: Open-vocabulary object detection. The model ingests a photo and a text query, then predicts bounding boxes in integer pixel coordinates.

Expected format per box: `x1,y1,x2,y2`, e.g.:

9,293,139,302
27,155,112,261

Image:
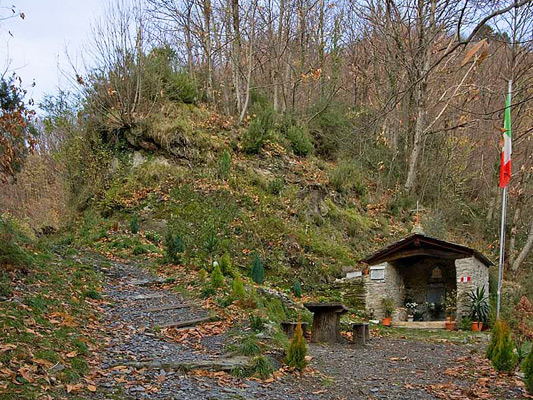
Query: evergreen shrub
292,281,302,298
285,321,307,371
220,252,232,275
329,161,365,195
242,107,275,154
167,71,197,104
164,231,184,263
198,268,208,281
286,124,313,156
129,214,139,234
218,150,231,180
488,319,517,373
523,345,533,394
250,254,264,284
232,274,245,299
211,264,224,288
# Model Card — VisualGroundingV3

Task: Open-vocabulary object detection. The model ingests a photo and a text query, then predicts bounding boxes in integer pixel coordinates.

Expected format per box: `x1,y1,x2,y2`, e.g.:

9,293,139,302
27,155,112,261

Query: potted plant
381,297,394,327
445,290,457,331
405,301,418,322
468,286,489,331
426,302,444,320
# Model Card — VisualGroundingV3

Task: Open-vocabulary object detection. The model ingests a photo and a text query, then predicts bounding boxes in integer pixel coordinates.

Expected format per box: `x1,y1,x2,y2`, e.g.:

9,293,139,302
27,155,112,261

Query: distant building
361,232,492,322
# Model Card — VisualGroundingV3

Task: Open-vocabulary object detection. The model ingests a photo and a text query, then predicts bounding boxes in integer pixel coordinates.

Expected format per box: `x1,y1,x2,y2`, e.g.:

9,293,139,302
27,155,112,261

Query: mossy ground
0,239,102,398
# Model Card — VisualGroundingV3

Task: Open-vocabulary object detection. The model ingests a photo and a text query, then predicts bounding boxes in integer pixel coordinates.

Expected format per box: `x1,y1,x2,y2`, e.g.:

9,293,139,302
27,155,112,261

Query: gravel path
86,254,526,400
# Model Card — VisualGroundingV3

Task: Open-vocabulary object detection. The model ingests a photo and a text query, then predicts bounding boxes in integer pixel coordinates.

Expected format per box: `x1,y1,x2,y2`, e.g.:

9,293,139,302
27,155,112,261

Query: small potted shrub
381,297,394,327
468,286,488,331
445,290,457,331
405,301,418,322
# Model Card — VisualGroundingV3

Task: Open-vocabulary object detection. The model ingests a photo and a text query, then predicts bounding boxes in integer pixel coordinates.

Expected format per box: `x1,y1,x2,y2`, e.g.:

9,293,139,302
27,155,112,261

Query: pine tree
211,263,224,288
292,281,302,297
232,274,245,299
523,345,533,394
250,253,264,284
285,321,307,371
490,319,517,373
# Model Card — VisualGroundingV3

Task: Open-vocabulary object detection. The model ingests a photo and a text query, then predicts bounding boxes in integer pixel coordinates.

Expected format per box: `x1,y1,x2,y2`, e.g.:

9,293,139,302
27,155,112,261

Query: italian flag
499,80,512,188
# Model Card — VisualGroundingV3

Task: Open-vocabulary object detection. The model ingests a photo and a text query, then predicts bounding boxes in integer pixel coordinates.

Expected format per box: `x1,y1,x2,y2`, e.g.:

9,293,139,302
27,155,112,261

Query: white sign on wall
370,266,385,281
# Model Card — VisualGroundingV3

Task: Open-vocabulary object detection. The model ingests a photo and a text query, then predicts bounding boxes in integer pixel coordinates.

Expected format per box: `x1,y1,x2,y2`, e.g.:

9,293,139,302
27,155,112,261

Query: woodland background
1,0,533,318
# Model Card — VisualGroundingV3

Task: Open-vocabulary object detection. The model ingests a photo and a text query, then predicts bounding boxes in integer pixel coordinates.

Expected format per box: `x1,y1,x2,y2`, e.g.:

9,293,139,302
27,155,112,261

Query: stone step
112,356,251,372
392,321,446,329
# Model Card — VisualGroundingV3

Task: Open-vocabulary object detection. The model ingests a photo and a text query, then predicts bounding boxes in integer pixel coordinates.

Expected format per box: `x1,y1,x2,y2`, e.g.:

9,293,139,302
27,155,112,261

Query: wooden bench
280,322,308,338
304,302,348,343
352,322,370,345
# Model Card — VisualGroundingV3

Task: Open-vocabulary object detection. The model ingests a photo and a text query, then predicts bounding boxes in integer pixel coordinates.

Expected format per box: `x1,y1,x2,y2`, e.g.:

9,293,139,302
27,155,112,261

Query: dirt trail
85,254,526,400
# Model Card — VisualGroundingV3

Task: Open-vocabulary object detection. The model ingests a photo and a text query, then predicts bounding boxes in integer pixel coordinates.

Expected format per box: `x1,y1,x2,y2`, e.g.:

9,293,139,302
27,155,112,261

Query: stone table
304,302,348,343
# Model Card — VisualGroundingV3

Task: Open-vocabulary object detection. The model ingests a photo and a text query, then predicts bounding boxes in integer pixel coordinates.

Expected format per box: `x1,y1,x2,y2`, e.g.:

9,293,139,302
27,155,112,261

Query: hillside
59,101,494,295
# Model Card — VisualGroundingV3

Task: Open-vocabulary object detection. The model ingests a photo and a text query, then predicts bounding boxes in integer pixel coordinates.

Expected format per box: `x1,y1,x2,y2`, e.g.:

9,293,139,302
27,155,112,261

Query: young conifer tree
486,319,501,360
490,320,517,373
523,345,533,394
211,264,224,288
250,253,264,284
232,274,245,299
285,320,307,371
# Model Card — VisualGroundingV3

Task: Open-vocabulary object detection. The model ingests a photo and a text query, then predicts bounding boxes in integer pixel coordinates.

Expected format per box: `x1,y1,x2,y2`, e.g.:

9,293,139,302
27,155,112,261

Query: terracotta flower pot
382,317,392,327
472,321,483,331
445,321,456,331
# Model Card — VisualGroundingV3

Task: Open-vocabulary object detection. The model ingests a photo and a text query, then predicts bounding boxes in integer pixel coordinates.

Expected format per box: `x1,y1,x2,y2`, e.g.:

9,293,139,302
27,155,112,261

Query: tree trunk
231,0,242,112
238,0,256,124
310,311,342,343
404,0,436,193
202,0,214,103
512,219,533,272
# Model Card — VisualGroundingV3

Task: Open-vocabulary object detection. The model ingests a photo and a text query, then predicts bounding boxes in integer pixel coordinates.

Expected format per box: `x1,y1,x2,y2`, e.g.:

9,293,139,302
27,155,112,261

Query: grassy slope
73,102,496,297
0,219,103,399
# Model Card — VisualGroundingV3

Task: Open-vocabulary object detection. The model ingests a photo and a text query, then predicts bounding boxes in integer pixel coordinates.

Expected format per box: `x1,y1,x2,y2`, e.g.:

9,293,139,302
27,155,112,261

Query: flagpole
496,185,507,319
496,78,513,320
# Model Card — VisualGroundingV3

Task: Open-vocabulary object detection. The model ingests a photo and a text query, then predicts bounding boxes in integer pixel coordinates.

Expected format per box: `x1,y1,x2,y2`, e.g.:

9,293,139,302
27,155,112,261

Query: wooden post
352,322,369,345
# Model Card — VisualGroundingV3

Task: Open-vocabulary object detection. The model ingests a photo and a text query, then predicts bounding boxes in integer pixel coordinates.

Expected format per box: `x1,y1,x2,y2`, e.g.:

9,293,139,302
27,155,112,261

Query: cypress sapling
232,274,245,299
486,319,502,361
285,320,307,371
130,214,139,234
292,281,302,298
211,264,224,288
491,319,517,373
523,344,533,394
250,253,264,284
220,252,232,276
